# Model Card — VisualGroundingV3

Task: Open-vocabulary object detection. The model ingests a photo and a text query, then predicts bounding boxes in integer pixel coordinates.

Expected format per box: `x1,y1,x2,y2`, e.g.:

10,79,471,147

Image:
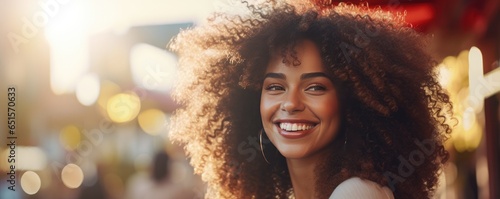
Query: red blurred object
313,0,498,34
381,3,435,31
311,0,439,31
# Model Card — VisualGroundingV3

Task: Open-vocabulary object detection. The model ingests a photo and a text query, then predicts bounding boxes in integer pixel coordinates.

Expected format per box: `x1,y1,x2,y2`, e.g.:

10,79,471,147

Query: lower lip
276,124,316,139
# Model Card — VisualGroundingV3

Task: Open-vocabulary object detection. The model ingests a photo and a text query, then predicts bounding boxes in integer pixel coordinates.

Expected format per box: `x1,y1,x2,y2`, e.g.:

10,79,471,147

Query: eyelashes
264,84,326,92
306,84,326,91
265,84,285,91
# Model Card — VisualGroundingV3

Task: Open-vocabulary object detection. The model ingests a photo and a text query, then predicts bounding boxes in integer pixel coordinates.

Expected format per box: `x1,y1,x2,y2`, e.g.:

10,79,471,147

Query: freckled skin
260,40,341,160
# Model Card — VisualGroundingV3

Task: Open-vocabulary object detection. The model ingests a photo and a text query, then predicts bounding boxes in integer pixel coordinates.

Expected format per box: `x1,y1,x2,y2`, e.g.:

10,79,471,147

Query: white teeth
279,122,315,132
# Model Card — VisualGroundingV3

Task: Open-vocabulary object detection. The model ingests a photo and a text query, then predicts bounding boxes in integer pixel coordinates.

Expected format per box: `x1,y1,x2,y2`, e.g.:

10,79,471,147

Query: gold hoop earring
260,129,270,164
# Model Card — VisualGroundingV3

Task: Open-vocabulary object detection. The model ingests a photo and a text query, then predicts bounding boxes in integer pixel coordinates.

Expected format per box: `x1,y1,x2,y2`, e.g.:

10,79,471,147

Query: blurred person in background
125,151,195,199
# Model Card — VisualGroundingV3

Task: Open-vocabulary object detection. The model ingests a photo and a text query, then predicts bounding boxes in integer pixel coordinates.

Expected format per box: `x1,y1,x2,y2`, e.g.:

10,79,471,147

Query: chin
275,143,310,159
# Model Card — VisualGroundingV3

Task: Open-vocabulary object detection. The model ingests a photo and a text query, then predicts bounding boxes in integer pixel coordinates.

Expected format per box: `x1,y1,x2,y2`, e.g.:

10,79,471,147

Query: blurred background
0,0,498,198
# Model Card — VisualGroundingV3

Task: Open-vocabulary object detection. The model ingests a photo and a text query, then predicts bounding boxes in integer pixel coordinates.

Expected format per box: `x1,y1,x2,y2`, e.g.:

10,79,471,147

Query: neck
286,147,332,199
287,157,317,199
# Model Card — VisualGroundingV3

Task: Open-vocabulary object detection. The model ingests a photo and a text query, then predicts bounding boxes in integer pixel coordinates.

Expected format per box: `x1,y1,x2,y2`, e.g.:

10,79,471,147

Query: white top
329,177,394,199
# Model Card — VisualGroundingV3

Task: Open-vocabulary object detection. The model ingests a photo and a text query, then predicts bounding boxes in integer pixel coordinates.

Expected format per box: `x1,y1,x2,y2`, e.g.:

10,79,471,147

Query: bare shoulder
329,177,394,199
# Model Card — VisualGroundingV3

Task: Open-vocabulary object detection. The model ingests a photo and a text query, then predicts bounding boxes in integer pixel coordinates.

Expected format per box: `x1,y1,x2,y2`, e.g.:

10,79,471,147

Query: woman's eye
306,85,326,91
265,84,284,91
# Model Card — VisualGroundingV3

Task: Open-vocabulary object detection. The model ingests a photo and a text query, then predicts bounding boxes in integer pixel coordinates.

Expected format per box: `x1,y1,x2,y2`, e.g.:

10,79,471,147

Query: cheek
260,95,271,119
260,95,280,121
312,96,340,122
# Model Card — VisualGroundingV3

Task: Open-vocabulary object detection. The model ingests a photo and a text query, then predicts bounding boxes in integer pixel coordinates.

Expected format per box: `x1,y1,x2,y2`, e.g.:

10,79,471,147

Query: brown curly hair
168,1,453,198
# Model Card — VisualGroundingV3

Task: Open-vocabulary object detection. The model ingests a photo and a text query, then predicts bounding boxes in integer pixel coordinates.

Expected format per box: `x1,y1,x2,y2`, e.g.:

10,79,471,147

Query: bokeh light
61,164,84,189
130,43,178,92
106,92,141,123
97,80,121,114
1,146,48,171
137,109,167,135
21,171,41,195
437,64,451,89
59,125,81,151
452,112,483,152
438,48,487,153
76,73,101,106
46,1,90,95
17,147,48,171
467,47,485,113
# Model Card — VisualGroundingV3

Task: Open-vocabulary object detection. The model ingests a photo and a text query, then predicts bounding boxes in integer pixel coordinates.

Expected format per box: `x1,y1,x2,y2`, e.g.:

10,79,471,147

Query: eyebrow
300,72,329,80
263,72,329,80
264,73,286,80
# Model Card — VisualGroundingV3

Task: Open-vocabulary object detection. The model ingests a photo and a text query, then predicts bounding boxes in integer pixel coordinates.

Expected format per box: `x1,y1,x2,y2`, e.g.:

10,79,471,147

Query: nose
280,89,305,113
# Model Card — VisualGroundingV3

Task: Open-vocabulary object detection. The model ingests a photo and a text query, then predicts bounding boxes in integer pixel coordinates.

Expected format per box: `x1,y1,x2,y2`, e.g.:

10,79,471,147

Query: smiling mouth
278,122,317,132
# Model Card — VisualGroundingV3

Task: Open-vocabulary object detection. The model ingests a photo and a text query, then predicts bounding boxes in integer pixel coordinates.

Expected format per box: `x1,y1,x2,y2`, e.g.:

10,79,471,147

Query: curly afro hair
168,1,453,198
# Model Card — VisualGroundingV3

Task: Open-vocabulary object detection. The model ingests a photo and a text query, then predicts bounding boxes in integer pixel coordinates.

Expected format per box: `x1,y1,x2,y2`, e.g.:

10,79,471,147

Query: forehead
266,40,325,73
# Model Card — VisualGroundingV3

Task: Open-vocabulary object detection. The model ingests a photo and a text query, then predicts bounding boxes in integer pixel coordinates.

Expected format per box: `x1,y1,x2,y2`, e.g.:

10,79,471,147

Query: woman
168,0,453,198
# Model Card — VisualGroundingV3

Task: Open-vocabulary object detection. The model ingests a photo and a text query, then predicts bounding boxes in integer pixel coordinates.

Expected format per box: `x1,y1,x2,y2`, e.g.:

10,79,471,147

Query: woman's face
260,40,341,160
